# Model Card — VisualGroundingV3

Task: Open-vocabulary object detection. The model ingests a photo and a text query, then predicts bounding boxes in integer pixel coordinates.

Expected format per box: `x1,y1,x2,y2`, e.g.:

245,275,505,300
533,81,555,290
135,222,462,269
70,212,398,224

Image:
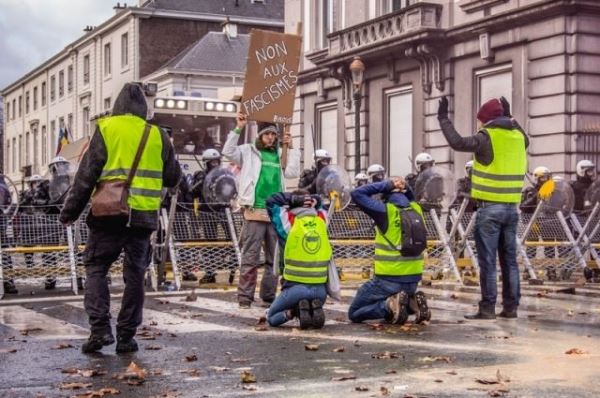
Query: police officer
406,153,435,192
354,173,368,188
571,160,596,213
60,82,180,354
298,149,332,194
367,164,386,183
190,149,235,284
438,96,528,319
0,174,17,294
450,160,477,212
520,166,551,213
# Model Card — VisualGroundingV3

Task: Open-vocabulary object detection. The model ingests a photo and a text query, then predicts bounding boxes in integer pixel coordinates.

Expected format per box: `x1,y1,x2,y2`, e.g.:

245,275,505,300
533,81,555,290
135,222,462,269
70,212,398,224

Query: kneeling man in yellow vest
349,177,431,325
265,190,332,329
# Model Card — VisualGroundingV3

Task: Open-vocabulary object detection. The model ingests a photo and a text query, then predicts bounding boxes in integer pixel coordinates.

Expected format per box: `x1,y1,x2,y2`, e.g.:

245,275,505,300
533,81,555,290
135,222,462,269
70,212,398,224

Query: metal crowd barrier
3,201,600,298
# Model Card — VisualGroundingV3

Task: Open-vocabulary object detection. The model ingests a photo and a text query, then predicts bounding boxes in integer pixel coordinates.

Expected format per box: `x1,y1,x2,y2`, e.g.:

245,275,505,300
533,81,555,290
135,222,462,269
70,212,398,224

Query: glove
437,96,449,119
500,96,511,118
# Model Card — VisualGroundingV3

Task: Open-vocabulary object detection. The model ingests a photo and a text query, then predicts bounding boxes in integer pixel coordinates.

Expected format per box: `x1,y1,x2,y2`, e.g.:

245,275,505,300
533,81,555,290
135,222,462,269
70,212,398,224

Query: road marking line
0,305,88,340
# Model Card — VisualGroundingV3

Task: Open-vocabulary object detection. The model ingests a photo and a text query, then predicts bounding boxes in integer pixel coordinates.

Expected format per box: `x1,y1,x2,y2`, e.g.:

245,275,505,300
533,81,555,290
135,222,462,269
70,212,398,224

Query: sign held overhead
241,29,302,124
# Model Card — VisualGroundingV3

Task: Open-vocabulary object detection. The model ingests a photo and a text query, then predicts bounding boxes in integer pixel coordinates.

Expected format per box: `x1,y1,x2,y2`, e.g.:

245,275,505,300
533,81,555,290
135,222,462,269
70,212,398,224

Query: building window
41,82,47,106
6,102,9,121
68,65,73,92
12,99,16,119
5,140,9,172
33,86,38,110
384,86,413,177
50,120,56,155
32,126,39,168
316,102,338,164
83,54,90,84
12,138,16,172
121,33,129,68
475,64,512,111
104,43,112,76
68,113,73,134
41,125,47,165
25,91,30,114
59,70,65,97
317,0,334,49
25,132,30,166
50,75,56,101
82,107,90,137
104,97,111,110
18,96,22,116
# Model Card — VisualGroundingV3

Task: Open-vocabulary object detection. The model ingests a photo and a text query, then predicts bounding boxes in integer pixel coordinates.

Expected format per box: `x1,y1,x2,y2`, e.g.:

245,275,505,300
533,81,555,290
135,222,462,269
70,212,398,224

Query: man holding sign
223,114,300,308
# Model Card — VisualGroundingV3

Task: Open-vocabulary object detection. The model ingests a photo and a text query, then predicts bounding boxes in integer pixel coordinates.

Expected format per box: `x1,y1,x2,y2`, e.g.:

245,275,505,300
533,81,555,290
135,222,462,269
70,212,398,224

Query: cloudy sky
0,0,115,90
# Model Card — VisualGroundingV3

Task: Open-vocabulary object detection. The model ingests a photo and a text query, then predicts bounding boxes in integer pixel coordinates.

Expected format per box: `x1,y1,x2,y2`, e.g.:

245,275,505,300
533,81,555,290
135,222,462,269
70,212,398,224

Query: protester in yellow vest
438,96,528,320
60,83,181,354
349,177,431,325
266,190,331,329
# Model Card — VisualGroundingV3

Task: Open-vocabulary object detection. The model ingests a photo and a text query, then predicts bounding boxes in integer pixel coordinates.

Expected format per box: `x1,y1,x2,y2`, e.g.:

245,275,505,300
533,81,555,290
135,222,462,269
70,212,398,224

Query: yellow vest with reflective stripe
97,114,164,211
471,127,527,203
374,202,424,277
283,214,332,284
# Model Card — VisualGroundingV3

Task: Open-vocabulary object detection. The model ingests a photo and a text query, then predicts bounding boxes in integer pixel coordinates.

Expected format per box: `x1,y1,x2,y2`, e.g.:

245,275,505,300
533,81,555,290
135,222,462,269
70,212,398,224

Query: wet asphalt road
1,280,599,398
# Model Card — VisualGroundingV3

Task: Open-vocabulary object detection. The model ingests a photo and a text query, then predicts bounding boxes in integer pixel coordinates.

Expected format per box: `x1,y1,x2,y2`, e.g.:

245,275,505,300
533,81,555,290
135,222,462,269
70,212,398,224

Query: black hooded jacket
571,176,593,212
60,83,181,230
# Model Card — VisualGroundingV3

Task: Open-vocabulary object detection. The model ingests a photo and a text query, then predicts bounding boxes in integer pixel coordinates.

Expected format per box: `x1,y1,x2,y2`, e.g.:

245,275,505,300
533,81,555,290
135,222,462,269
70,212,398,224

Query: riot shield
49,162,72,204
414,166,456,209
541,177,574,216
316,165,352,211
584,180,600,209
202,167,238,211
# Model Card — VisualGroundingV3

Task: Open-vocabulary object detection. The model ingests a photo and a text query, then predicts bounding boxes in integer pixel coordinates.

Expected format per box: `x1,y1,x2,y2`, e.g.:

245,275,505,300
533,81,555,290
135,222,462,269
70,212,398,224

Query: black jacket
60,83,180,230
520,185,541,213
298,167,318,194
570,177,593,212
438,116,529,166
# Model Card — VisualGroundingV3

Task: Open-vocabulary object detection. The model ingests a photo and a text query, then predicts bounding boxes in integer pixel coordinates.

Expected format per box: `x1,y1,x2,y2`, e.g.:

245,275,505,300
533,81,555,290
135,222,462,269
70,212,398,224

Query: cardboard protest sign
241,29,302,124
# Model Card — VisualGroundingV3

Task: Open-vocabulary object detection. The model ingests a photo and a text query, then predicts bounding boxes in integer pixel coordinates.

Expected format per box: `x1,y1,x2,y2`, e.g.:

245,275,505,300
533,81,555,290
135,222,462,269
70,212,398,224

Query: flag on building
56,126,70,155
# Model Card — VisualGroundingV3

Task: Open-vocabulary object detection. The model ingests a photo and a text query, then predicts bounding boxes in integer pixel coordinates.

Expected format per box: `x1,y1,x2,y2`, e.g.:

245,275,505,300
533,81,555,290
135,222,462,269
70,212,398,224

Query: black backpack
382,204,427,257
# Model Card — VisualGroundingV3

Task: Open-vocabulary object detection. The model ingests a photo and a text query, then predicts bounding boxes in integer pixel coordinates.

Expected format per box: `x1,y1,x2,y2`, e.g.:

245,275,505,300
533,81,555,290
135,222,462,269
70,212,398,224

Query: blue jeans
267,284,327,327
348,277,417,323
474,203,521,311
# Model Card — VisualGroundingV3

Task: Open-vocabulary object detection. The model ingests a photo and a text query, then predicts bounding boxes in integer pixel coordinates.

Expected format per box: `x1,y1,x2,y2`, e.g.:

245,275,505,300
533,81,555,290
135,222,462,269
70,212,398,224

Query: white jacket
222,131,301,207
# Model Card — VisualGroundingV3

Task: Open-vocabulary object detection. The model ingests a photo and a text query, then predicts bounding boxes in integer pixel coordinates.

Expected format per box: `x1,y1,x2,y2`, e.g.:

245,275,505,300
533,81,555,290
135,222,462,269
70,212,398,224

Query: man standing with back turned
437,96,528,320
60,83,180,353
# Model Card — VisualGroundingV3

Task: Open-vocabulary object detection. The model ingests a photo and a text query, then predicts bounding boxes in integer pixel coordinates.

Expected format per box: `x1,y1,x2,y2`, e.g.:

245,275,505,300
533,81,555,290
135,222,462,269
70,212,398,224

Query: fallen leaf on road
185,354,198,362
380,386,390,396
354,340,361,347
256,316,267,325
565,348,587,355
488,388,510,397
20,327,42,336
332,346,345,353
385,369,397,374
355,385,369,391
0,348,17,354
115,361,146,383
150,368,163,376
62,367,79,374
72,387,121,398
78,369,107,378
447,370,458,375
168,333,177,338
59,382,92,390
209,366,231,372
567,310,574,317
421,356,452,363
254,325,268,331
372,351,401,359
450,294,458,299
241,370,257,383
305,344,320,351
242,385,257,391
145,345,162,350
331,375,356,381
150,320,158,326
475,378,500,385
179,369,201,377
53,343,74,349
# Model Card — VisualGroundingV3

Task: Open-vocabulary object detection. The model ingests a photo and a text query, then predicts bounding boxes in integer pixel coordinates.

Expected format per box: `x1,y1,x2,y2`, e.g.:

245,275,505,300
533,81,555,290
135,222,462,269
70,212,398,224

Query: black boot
44,278,56,290
310,299,325,329
385,291,409,325
465,305,496,320
3,280,18,294
298,299,312,329
77,277,85,290
81,333,115,353
497,308,518,319
409,291,432,324
199,272,216,284
116,334,139,354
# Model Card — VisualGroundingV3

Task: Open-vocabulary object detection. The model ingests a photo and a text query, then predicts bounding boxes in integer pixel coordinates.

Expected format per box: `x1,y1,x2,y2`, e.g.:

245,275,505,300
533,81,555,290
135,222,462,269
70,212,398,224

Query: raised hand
437,96,449,119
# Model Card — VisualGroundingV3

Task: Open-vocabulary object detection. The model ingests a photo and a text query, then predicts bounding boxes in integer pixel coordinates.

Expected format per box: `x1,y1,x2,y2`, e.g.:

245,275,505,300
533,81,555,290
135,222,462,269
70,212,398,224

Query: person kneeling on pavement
265,190,331,329
348,177,430,325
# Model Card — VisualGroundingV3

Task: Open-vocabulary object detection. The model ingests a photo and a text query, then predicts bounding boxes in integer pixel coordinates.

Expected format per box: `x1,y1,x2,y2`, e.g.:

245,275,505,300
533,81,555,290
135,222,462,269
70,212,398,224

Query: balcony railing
327,2,443,58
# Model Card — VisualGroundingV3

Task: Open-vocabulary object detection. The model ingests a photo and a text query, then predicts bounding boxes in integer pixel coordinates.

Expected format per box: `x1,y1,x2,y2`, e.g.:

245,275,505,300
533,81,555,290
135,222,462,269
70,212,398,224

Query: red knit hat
477,98,504,124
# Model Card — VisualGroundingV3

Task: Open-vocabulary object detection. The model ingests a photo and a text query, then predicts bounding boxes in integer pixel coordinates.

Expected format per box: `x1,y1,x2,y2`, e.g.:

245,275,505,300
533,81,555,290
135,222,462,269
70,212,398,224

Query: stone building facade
286,0,600,180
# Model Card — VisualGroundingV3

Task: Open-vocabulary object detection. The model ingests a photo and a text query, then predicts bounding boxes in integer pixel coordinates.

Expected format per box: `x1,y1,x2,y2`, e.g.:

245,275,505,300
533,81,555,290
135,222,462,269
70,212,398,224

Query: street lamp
349,56,365,175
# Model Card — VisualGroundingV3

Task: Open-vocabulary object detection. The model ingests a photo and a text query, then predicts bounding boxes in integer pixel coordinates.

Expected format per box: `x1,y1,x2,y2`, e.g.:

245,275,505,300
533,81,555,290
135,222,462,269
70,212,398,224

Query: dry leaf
150,320,159,326
565,348,587,355
179,369,201,377
371,351,401,359
332,346,345,353
79,369,107,378
305,344,320,351
53,342,74,349
118,361,146,381
242,385,257,391
421,356,452,363
72,387,121,398
150,368,164,376
355,385,369,391
489,389,510,397
185,354,198,362
59,382,92,390
20,327,42,336
0,348,17,354
353,340,361,347
254,325,268,331
385,369,397,374
127,379,144,386
475,378,500,385
62,367,79,374
256,316,267,325
331,375,356,381
145,345,162,350
380,386,390,396
447,370,458,375
241,370,257,383
434,379,444,383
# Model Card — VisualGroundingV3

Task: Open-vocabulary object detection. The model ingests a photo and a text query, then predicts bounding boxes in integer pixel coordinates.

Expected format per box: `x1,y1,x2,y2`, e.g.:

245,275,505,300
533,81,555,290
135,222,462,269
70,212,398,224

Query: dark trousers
348,277,418,323
474,203,520,312
84,226,152,337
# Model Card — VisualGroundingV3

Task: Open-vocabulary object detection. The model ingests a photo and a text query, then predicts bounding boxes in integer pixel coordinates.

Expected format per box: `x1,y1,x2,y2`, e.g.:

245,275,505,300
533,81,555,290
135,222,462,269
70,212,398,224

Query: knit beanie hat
477,98,504,124
257,122,279,136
